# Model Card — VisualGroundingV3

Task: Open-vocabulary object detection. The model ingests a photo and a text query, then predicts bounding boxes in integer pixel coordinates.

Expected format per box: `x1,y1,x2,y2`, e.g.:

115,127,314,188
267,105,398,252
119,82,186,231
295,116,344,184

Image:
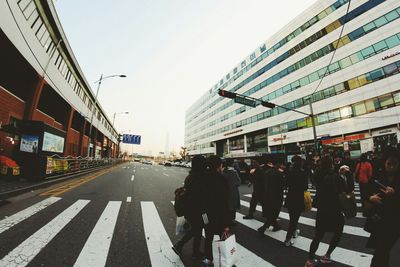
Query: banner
20,135,39,153
42,132,64,153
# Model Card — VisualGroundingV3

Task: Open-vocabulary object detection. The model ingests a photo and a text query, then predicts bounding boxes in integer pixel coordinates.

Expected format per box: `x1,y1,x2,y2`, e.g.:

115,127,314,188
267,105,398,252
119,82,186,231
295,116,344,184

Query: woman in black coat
305,156,346,267
283,155,308,246
366,150,400,267
172,155,207,259
202,155,231,266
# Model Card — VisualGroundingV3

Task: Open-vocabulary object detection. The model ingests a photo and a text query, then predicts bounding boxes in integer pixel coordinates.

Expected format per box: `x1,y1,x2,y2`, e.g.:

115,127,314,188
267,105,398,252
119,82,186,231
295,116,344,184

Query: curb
0,164,120,200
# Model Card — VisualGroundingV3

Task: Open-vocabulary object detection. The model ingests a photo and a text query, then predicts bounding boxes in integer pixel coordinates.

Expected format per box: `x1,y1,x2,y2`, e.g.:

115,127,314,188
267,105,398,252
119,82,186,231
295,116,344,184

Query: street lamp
112,111,129,126
87,74,126,157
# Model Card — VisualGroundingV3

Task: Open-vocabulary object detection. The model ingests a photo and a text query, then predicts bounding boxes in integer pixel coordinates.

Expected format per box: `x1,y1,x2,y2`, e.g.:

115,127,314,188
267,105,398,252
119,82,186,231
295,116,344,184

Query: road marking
0,197,61,235
163,173,169,177
169,202,275,266
141,201,184,267
235,211,372,267
0,200,90,267
40,166,118,196
131,175,134,181
126,197,132,203
74,201,121,267
240,200,369,237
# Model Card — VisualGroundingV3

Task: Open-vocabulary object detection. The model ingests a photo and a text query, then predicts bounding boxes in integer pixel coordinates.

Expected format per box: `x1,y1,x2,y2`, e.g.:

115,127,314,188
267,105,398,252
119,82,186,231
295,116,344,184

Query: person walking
305,156,346,267
258,160,285,233
243,159,265,219
283,155,308,246
366,150,400,267
354,153,373,211
222,158,241,225
172,155,207,260
202,155,231,267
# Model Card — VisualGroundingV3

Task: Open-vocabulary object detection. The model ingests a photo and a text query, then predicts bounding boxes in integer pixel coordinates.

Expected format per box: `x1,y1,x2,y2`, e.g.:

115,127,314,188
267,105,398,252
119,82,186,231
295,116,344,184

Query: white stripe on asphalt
141,201,184,267
126,197,132,203
170,202,275,266
235,211,372,267
0,199,89,267
240,200,369,237
74,201,121,267
0,197,61,235
131,175,134,181
163,173,169,177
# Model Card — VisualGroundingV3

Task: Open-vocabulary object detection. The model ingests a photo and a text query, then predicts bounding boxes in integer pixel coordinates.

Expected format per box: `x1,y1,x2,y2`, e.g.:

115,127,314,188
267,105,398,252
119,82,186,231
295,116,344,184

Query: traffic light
261,101,276,108
218,90,237,99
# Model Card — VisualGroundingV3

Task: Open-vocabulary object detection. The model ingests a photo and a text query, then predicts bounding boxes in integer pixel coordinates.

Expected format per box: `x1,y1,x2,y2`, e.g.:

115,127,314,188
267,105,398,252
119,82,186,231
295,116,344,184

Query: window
260,44,266,53
365,100,377,113
369,68,385,81
250,53,256,60
352,102,367,115
328,109,341,121
339,57,352,68
378,95,394,108
241,61,246,68
363,22,376,33
317,113,329,124
393,92,400,104
373,40,388,53
233,67,238,74
340,106,352,118
374,16,388,27
361,46,375,58
385,35,400,48
383,63,399,76
347,77,360,89
335,83,346,93
385,10,399,22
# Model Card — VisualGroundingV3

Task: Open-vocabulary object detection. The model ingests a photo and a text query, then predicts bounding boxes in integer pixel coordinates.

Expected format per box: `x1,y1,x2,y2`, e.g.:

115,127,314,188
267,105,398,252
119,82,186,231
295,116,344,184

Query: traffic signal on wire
218,90,237,99
261,101,276,108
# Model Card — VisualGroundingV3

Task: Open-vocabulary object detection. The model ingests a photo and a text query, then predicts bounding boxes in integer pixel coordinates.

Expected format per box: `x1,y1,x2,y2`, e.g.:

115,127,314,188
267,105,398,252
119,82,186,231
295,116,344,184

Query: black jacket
284,167,309,212
262,167,284,218
184,173,207,221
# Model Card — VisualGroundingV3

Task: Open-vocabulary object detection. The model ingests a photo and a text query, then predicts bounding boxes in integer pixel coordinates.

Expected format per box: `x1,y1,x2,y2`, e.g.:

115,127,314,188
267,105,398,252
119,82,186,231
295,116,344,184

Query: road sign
234,96,256,107
122,134,141,144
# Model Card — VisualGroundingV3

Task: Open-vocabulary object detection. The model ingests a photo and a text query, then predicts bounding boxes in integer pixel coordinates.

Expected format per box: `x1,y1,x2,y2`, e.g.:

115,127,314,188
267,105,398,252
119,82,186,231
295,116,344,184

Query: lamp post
112,111,129,126
87,74,126,157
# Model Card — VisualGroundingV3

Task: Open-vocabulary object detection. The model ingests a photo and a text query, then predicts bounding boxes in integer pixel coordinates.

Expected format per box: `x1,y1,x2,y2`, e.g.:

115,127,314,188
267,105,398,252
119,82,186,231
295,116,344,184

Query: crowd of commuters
172,148,400,267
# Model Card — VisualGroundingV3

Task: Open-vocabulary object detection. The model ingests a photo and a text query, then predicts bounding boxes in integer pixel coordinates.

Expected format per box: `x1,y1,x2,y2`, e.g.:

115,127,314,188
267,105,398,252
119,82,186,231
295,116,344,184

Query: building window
352,102,367,116
241,60,246,68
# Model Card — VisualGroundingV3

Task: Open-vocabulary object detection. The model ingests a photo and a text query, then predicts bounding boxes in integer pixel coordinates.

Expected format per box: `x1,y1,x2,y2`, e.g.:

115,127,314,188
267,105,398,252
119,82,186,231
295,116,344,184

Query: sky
54,0,317,156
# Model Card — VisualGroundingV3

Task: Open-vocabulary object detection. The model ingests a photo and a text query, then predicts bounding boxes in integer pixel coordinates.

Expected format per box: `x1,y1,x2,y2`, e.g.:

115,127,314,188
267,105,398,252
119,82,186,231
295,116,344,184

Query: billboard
42,132,64,153
20,135,39,153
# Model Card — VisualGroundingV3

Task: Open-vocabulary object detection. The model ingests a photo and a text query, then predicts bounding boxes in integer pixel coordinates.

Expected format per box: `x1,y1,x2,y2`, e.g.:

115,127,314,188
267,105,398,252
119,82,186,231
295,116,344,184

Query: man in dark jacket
222,158,241,224
243,159,265,219
258,161,285,233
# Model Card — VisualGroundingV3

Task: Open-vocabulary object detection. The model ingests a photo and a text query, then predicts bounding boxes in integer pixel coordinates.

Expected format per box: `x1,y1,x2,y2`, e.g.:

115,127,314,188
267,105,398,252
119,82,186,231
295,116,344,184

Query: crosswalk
0,184,376,267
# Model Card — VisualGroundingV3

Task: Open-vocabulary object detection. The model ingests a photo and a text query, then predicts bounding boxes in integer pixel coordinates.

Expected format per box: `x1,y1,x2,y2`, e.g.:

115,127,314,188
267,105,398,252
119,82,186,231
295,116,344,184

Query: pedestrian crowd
172,149,400,267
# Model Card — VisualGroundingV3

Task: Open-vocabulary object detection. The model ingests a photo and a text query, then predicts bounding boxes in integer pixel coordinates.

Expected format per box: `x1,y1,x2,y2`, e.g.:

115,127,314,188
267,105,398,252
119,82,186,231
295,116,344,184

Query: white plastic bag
176,216,189,235
212,234,238,267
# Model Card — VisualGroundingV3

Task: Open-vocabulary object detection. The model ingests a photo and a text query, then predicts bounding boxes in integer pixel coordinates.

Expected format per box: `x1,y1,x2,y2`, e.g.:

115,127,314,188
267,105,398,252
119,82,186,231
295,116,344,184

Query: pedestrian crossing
0,190,374,267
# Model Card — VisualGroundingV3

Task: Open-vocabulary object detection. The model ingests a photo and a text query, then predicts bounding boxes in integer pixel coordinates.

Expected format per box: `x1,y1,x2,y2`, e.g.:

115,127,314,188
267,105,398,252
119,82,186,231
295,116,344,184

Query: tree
180,147,188,161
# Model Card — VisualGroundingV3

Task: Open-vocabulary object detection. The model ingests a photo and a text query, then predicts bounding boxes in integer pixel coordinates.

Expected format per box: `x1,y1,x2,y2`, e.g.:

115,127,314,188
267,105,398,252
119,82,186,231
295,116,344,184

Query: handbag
304,191,312,212
212,233,238,267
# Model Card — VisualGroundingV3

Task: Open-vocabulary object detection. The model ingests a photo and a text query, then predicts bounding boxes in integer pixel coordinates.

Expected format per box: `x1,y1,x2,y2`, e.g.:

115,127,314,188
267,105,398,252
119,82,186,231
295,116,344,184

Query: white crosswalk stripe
74,201,121,267
141,201,184,267
0,199,90,267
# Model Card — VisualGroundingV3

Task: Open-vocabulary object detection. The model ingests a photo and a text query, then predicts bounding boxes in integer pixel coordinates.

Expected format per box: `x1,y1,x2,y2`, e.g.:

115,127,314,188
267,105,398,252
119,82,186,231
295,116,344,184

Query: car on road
164,162,172,167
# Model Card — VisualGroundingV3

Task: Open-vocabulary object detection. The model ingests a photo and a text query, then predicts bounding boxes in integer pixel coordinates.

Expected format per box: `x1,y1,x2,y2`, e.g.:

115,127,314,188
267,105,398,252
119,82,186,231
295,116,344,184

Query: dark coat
222,167,241,211
284,167,308,212
184,173,207,224
366,176,400,249
251,167,266,198
315,170,346,232
204,171,231,234
262,167,284,218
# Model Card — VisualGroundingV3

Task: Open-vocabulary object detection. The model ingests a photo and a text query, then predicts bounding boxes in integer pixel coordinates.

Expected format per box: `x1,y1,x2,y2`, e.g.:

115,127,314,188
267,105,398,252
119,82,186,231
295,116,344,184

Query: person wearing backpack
202,155,231,267
354,153,373,210
305,156,346,267
172,155,207,260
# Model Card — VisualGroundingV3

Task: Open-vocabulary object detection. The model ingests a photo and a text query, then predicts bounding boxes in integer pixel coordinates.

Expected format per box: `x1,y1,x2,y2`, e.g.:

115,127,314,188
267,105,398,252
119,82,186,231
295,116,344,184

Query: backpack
174,187,187,217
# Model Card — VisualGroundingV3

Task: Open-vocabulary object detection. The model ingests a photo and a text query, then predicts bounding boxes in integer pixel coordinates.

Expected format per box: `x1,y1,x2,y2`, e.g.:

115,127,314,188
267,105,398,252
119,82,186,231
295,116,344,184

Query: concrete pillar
79,120,87,156
63,107,74,156
244,135,247,153
24,76,46,120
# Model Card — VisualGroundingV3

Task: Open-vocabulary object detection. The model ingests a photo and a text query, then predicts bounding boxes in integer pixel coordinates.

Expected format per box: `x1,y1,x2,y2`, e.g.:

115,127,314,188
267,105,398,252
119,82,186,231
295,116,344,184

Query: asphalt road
0,162,398,267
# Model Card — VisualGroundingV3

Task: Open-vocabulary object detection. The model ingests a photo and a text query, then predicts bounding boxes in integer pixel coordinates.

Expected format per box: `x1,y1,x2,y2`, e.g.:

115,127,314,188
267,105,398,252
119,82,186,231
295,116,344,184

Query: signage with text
122,134,141,144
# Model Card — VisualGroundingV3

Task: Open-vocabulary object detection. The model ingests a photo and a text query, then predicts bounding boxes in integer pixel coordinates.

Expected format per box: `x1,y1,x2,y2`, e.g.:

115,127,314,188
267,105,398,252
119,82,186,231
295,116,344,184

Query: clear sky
54,0,317,156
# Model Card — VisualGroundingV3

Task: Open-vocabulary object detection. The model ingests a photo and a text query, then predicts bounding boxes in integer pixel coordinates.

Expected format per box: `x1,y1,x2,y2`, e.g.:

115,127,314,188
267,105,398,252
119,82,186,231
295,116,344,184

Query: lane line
240,200,369,237
0,197,61,235
235,211,372,267
170,202,275,266
163,173,169,177
141,201,184,267
0,200,90,267
126,197,132,203
131,175,134,181
74,201,121,267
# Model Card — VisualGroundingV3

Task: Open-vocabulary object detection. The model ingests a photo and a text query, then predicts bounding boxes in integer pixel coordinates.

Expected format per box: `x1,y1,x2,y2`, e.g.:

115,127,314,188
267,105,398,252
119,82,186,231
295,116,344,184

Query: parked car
164,161,172,167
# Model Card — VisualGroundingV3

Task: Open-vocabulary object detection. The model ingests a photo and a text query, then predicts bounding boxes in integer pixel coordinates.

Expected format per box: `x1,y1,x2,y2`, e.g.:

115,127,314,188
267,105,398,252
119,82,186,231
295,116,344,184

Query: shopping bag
175,216,190,235
212,234,238,267
339,193,357,218
304,191,312,212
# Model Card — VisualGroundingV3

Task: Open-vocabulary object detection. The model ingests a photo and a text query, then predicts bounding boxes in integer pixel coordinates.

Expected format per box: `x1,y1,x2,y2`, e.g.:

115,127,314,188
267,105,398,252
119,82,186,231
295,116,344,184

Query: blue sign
122,134,141,145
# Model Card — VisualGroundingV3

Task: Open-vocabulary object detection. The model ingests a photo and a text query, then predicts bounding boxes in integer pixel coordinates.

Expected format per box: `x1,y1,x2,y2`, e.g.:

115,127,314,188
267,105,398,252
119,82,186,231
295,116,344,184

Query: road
0,162,398,267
